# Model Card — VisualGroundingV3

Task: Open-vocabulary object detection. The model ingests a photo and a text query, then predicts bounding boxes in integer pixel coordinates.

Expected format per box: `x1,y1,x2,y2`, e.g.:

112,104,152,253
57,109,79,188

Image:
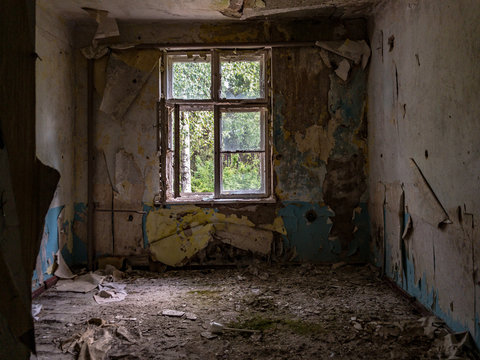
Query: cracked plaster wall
368,0,480,347
33,4,79,290
73,19,371,267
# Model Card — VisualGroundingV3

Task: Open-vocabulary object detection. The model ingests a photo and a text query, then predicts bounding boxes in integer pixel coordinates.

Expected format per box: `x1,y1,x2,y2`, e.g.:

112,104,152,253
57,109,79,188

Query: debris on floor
161,309,185,317
93,283,127,304
55,273,105,293
34,264,480,359
32,303,42,321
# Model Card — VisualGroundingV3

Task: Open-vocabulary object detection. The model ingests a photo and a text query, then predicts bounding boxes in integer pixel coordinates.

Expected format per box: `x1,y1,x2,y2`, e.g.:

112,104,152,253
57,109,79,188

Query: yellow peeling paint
210,0,230,10
46,262,55,275
146,205,286,266
259,216,287,235
149,223,214,266
138,145,145,156
294,120,337,163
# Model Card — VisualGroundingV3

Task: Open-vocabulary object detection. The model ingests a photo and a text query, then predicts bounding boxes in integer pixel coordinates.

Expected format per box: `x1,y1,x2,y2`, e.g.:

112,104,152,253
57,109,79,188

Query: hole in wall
305,210,317,223
132,78,137,84
457,206,462,223
424,150,428,159
128,215,134,221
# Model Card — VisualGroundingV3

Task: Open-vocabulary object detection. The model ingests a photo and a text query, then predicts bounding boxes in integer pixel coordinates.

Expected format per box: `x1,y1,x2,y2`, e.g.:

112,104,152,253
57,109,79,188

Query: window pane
220,57,263,99
221,111,263,151
221,153,264,193
170,54,211,99
179,110,214,193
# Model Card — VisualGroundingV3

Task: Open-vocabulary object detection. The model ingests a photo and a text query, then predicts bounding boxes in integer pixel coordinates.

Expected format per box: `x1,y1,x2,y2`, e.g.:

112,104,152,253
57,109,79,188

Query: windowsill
164,196,277,205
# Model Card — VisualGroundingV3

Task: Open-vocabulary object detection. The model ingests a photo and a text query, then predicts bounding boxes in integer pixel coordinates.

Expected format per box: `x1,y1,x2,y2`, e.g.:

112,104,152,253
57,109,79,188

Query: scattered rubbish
101,264,124,282
161,309,185,317
39,265,475,358
114,315,137,321
245,265,271,281
54,250,75,279
60,319,113,360
331,261,346,270
200,331,217,339
164,330,176,337
116,326,136,343
56,273,105,293
88,318,106,326
441,331,479,359
352,321,363,331
334,59,350,81
78,328,113,360
185,313,197,321
94,283,127,304
32,304,42,321
209,321,260,334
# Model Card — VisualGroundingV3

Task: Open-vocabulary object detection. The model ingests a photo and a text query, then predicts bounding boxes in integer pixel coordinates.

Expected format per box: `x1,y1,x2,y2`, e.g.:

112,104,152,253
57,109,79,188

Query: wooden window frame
160,49,273,203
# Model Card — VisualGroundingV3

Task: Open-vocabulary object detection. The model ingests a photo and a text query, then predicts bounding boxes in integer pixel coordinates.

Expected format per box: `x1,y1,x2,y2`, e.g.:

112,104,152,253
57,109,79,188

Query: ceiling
38,0,382,22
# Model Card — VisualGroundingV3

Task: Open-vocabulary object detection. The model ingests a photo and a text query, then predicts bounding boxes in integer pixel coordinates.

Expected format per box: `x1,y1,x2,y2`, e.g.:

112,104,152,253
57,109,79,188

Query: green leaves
222,153,262,191
221,111,262,151
171,53,265,194
221,60,261,99
172,62,211,99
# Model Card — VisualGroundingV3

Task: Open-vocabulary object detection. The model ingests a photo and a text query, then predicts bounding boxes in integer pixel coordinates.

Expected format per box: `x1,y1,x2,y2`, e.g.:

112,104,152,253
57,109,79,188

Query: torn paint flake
315,40,370,69
405,159,451,227
215,223,273,255
294,122,337,164
335,59,351,81
82,7,119,41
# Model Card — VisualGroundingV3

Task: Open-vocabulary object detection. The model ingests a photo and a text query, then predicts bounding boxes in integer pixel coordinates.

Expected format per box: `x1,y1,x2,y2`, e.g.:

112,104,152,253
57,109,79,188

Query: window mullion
212,49,220,101
174,104,180,198
263,109,269,197
214,105,221,198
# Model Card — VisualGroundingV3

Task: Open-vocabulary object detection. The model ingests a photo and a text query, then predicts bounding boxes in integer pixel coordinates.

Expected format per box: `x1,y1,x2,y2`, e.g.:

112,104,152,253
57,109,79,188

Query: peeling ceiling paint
38,0,381,22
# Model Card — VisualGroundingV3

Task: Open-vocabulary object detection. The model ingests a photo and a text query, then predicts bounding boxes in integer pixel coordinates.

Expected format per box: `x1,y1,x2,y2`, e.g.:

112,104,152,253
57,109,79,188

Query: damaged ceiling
39,0,382,22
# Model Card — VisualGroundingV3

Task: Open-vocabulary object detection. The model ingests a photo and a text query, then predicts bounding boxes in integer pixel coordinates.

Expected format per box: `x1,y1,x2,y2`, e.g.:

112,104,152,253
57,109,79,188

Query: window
160,50,271,202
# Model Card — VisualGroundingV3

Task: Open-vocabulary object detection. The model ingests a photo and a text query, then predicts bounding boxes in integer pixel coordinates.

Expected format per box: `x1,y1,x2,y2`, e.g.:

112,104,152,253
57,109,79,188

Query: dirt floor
32,264,478,359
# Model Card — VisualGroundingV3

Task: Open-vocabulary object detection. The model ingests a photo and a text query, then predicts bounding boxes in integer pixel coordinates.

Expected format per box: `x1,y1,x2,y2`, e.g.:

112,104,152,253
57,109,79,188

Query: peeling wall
74,19,371,267
33,3,77,289
368,0,480,346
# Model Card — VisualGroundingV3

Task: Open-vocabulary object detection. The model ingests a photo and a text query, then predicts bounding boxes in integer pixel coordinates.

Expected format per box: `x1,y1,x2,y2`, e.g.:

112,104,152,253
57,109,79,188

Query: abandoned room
1,0,479,358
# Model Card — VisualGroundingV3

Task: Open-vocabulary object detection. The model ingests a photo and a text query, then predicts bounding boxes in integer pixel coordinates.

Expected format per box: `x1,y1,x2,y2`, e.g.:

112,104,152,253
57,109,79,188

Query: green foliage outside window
172,58,263,193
